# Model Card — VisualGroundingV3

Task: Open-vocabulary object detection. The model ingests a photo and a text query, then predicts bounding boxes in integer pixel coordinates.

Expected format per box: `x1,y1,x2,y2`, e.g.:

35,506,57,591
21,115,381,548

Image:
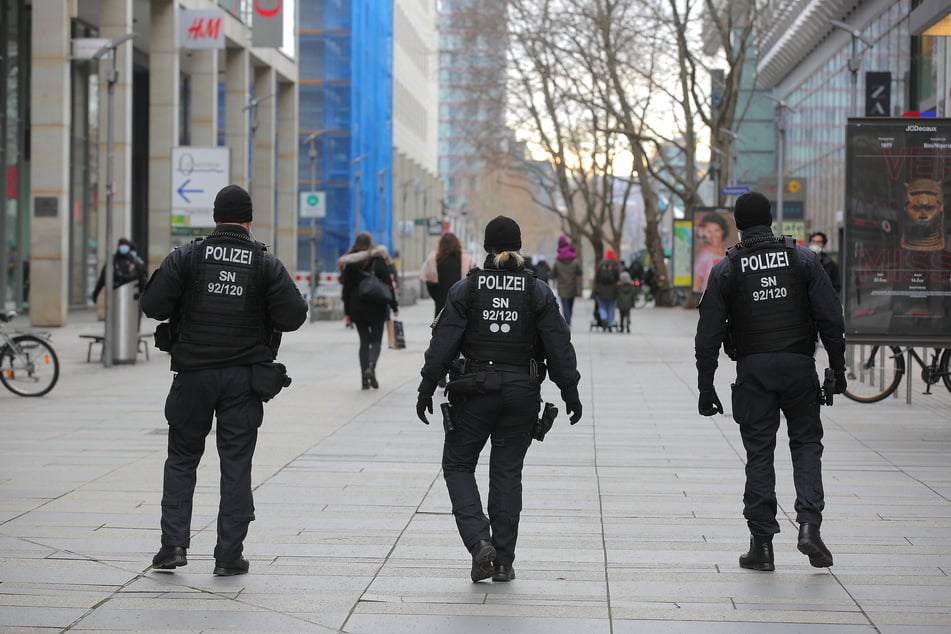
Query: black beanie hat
733,191,772,230
213,184,253,223
483,215,522,252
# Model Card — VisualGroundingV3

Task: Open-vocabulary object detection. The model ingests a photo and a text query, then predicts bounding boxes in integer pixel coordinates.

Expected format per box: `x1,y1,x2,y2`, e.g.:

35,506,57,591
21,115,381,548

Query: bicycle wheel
941,348,951,394
842,343,904,403
0,334,60,397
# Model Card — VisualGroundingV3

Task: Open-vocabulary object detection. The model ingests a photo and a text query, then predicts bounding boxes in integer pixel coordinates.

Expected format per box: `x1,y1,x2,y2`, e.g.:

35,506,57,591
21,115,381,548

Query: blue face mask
118,245,131,255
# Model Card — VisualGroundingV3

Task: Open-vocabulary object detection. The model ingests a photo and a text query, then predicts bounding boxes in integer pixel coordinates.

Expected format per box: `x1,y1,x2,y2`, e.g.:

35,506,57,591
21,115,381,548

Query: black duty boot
152,545,187,570
739,535,775,571
469,539,496,582
361,368,370,390
492,564,515,582
213,555,250,576
798,523,833,568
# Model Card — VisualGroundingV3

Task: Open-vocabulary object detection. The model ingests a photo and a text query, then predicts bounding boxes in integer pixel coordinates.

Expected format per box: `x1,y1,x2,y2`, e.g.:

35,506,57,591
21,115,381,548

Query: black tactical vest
462,268,536,365
726,236,815,357
178,232,268,350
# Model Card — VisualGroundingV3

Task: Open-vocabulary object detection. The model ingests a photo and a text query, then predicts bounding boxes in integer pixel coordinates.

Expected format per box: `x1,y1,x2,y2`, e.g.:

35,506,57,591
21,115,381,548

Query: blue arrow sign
176,178,204,204
721,185,751,196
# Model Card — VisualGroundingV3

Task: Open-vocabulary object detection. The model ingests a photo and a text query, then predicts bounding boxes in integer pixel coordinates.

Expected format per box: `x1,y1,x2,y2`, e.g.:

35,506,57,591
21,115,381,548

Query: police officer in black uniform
695,192,847,572
140,184,307,576
416,216,582,583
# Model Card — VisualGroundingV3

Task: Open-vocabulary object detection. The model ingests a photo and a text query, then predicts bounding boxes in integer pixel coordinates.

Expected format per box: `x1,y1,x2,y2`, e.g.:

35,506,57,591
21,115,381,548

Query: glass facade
782,1,911,242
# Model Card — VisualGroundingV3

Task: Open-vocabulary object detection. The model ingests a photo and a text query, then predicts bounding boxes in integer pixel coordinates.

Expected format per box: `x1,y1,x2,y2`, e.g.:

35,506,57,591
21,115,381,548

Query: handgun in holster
441,402,455,433
818,367,835,406
532,402,559,441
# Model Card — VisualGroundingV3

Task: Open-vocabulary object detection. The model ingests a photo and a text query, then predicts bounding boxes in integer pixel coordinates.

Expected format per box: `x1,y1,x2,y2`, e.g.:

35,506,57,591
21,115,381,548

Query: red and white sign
179,9,225,49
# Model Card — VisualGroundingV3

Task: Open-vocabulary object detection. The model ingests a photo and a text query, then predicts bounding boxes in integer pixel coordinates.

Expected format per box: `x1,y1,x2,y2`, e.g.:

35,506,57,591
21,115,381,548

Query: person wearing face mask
140,184,307,577
695,192,847,573
90,237,148,304
808,232,841,299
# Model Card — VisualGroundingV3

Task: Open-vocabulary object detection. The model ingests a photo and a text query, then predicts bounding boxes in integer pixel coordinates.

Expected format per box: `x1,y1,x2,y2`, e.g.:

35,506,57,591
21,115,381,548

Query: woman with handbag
339,232,399,389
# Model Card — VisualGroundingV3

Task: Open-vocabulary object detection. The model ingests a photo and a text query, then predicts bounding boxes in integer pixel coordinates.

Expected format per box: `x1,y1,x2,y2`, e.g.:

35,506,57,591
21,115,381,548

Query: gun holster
251,362,292,402
441,402,455,433
154,322,173,352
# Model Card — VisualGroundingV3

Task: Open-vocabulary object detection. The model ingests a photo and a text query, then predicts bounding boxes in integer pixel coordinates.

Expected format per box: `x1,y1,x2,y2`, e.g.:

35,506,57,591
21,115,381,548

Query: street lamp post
302,130,327,320
352,153,369,237
243,93,274,200
765,96,795,233
92,33,137,368
830,20,873,118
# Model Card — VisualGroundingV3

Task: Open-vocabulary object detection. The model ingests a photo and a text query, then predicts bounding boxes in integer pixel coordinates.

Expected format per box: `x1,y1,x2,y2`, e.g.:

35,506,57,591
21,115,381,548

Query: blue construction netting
297,0,392,274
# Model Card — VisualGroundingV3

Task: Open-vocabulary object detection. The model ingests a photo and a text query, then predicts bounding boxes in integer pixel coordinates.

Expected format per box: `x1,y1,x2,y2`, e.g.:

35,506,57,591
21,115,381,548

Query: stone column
224,47,250,189
251,67,276,250
190,49,220,147
275,79,298,262
98,0,135,258
29,1,74,326
147,0,179,269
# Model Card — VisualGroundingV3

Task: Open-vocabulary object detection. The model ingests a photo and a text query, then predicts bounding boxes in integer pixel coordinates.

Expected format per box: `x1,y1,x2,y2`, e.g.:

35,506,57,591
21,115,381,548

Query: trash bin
111,282,139,364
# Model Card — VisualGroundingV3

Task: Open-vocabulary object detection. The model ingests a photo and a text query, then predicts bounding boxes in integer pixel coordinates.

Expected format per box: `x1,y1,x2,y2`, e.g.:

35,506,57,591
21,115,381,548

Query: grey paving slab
1,301,950,631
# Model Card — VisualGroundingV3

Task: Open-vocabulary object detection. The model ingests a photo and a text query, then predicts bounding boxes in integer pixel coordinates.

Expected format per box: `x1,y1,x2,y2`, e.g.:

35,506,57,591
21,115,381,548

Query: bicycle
842,343,951,403
0,310,60,397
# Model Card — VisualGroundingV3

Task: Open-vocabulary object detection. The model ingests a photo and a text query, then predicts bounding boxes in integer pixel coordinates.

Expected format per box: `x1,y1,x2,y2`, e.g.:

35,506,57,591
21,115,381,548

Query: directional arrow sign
176,178,204,204
721,185,751,196
171,147,229,229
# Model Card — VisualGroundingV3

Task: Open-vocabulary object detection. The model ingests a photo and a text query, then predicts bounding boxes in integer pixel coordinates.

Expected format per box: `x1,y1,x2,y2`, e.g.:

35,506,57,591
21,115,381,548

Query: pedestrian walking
550,234,583,325
419,232,474,318
416,215,582,583
615,271,636,333
808,232,842,298
140,184,308,576
694,191,847,572
90,237,147,304
339,232,399,389
594,248,621,330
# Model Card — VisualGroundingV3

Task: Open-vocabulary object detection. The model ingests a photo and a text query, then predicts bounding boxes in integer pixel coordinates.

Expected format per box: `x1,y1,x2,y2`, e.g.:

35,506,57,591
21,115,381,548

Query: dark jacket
595,260,621,301
341,254,399,323
91,252,147,302
694,226,846,391
817,252,842,298
616,280,637,311
140,225,307,372
418,256,581,404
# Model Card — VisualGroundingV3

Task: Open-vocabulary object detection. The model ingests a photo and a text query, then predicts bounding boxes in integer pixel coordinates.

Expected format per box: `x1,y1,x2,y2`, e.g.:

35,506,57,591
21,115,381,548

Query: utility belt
445,358,541,397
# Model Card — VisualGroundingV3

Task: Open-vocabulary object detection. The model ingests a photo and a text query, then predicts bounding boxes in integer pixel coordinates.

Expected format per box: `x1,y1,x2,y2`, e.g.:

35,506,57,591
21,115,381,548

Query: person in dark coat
140,184,307,576
695,191,846,573
91,237,147,303
339,232,399,389
594,249,621,330
808,232,842,298
550,234,583,325
419,232,475,318
416,215,582,583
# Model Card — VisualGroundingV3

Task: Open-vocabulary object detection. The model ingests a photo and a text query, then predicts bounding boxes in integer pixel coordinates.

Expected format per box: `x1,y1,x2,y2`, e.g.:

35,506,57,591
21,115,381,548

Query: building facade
5,0,298,326
754,0,945,252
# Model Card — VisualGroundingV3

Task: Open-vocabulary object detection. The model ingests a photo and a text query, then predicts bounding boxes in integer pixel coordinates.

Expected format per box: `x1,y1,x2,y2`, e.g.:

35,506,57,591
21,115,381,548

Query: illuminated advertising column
845,119,951,344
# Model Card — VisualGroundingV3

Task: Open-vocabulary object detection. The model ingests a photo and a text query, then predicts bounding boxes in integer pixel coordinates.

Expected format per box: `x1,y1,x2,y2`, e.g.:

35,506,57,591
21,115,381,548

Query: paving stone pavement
1,298,949,633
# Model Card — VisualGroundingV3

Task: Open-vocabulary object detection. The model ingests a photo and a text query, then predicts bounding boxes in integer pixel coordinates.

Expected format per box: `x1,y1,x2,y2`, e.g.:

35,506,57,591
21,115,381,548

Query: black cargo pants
731,352,824,537
442,373,538,567
161,366,263,561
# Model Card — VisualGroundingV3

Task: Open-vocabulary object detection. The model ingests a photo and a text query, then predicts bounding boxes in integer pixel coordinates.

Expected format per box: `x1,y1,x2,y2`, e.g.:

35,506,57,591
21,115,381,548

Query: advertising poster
672,219,693,288
845,119,951,343
691,207,737,293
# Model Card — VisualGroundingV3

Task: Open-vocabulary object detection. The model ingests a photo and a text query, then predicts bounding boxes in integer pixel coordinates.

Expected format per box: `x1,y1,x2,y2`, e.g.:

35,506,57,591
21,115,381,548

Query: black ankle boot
361,369,370,390
367,363,378,389
798,523,833,568
739,534,775,571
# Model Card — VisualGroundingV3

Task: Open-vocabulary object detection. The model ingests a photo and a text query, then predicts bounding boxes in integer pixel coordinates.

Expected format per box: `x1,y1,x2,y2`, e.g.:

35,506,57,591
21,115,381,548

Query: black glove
566,400,582,425
698,389,723,416
833,371,847,394
416,394,433,425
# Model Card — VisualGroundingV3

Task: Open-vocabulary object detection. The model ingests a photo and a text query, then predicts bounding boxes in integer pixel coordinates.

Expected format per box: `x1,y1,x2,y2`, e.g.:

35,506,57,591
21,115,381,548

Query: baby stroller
589,298,615,332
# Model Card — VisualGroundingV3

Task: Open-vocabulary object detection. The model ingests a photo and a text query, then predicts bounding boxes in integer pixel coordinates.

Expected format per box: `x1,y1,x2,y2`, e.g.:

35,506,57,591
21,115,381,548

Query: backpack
598,263,616,285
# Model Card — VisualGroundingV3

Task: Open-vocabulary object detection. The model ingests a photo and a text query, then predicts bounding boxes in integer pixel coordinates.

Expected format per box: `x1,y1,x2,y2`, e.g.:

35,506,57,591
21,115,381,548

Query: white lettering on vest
739,251,789,273
204,245,253,265
476,274,526,291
